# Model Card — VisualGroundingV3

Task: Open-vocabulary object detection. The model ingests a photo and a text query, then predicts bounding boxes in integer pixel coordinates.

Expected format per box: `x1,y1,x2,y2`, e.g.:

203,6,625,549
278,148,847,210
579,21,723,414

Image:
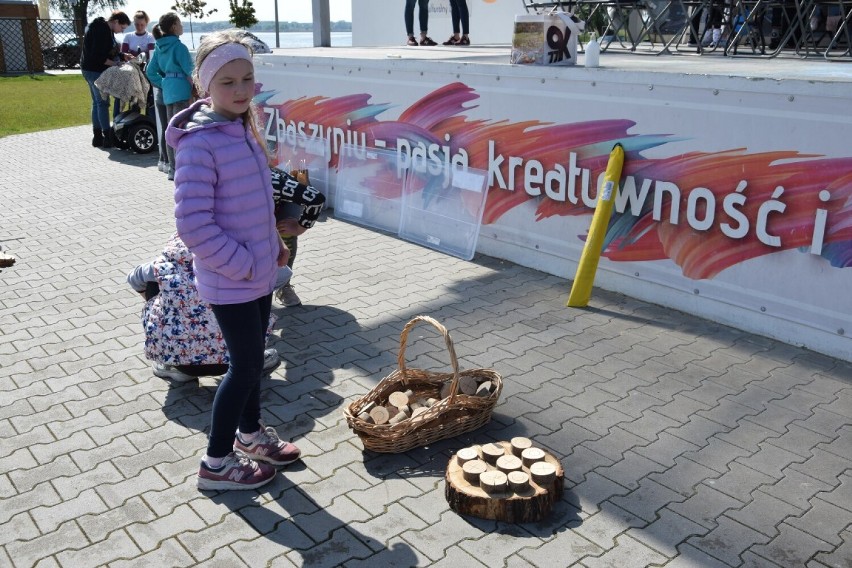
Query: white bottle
585,33,600,68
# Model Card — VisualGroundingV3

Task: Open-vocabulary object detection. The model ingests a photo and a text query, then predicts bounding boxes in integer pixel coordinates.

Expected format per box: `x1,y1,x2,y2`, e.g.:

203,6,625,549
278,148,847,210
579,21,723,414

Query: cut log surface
445,441,564,522
456,447,479,465
510,437,532,457
521,447,546,467
481,443,505,465
388,391,410,409
462,459,487,484
459,375,479,395
496,455,523,474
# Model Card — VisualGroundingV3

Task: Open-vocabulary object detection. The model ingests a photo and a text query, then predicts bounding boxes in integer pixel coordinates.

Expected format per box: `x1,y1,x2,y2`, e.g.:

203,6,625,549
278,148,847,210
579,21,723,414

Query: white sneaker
274,283,301,307
152,362,196,382
157,161,166,172
262,348,281,374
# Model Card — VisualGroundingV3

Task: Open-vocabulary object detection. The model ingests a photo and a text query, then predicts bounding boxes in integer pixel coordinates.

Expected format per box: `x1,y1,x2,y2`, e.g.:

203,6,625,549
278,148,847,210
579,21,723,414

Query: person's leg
450,0,461,35
405,0,416,36
155,96,168,168
275,231,301,306
418,0,430,35
458,0,470,36
206,296,271,459
83,70,111,141
81,70,104,146
165,99,190,180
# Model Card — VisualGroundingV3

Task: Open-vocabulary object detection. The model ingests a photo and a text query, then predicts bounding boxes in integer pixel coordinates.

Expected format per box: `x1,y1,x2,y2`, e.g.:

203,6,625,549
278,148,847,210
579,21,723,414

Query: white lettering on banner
396,138,469,187
262,110,832,254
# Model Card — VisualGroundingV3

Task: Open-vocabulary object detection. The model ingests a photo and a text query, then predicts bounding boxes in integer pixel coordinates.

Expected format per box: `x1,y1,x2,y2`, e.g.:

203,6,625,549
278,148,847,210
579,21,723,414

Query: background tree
51,0,124,36
228,0,258,30
171,0,217,48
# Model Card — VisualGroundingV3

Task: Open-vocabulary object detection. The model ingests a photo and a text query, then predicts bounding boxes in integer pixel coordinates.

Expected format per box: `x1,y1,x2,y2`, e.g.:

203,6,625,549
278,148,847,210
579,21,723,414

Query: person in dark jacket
81,11,131,148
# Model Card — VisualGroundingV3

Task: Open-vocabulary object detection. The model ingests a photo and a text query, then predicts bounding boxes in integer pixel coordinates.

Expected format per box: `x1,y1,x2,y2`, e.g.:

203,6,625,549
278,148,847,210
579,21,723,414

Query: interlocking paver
688,516,772,567
2,125,850,567
786,497,852,546
573,501,645,549
750,524,834,567
627,508,706,558
724,489,803,537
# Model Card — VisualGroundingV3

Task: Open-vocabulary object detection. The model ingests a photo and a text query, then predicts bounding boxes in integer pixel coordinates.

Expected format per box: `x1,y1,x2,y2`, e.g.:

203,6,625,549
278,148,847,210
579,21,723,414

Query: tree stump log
445,441,563,522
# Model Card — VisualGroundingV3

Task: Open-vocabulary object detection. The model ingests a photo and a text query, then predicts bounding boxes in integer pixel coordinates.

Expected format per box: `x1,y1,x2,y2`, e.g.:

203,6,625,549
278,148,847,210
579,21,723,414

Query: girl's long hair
192,30,268,159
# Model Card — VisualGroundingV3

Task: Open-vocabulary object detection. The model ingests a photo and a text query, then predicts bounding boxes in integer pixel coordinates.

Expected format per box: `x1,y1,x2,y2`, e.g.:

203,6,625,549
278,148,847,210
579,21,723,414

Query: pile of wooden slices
445,437,563,522
356,376,496,426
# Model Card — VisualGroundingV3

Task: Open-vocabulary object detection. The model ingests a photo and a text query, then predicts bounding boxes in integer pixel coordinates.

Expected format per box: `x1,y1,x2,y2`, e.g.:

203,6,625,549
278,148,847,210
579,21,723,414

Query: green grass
0,74,90,138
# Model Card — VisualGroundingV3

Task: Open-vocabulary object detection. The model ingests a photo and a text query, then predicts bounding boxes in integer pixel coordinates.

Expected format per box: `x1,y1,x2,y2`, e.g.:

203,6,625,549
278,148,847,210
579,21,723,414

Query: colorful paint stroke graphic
257,82,852,280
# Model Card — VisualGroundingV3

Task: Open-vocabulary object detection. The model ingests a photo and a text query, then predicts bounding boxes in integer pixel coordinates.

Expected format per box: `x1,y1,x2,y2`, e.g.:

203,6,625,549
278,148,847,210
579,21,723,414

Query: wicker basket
344,315,503,453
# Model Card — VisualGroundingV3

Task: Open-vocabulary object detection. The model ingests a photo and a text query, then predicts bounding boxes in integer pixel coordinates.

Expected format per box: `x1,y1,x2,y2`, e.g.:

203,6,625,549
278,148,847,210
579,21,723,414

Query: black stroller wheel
128,123,156,154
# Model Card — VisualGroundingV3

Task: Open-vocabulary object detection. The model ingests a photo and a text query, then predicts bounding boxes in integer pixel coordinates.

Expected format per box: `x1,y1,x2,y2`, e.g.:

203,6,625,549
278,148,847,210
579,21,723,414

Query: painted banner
254,55,852,360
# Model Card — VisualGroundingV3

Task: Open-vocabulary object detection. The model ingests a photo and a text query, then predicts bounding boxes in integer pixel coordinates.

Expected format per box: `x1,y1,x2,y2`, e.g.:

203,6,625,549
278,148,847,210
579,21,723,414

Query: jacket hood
154,34,183,57
165,99,247,148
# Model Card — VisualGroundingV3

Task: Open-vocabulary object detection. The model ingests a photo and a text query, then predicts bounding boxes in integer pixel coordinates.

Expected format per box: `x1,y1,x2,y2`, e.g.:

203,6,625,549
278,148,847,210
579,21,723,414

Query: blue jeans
207,294,273,458
81,69,110,131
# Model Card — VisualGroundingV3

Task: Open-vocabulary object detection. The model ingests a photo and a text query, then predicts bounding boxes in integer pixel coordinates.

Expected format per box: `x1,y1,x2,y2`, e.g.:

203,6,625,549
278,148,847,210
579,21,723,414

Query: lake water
178,31,352,50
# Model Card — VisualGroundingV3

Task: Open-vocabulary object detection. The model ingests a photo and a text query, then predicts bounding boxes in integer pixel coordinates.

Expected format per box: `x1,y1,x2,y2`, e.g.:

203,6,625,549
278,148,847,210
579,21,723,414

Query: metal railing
0,18,81,74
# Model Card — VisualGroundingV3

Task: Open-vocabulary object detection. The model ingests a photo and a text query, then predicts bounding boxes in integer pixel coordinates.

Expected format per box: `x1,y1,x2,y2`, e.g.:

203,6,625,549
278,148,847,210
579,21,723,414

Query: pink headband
198,43,252,93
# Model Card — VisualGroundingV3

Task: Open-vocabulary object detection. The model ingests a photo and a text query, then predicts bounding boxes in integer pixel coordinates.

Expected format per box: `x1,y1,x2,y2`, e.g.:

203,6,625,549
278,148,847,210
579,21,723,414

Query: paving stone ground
1,126,851,567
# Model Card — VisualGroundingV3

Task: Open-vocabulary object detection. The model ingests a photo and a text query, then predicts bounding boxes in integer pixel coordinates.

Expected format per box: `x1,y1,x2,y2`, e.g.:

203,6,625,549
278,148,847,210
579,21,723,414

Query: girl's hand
275,218,308,236
277,237,290,267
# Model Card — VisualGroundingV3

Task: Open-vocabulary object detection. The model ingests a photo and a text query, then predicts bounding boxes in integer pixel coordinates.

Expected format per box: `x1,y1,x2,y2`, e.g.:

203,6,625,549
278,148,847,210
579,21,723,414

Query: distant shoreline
177,20,351,33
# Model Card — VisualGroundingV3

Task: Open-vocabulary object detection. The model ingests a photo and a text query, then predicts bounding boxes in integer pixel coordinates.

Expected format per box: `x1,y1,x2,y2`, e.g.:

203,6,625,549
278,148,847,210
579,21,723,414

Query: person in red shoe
404,0,437,46
167,30,301,491
442,0,471,46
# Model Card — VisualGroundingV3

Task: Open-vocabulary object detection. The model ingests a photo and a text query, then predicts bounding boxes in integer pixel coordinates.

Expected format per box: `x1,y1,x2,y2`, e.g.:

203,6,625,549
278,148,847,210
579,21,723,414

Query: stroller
94,57,158,154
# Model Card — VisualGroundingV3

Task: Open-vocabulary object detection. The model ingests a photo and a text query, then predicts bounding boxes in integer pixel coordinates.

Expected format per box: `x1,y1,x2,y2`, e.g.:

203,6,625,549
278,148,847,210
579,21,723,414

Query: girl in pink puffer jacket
166,30,301,492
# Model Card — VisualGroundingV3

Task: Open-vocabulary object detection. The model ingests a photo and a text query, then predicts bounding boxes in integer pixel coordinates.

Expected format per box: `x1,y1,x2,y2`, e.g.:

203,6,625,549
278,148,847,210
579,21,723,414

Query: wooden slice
508,470,530,493
357,411,373,423
521,447,546,467
480,470,509,495
388,410,408,424
456,447,479,466
496,454,523,474
440,381,454,399
368,406,390,425
462,459,487,484
510,437,532,457
481,443,505,465
530,461,557,485
410,407,429,421
475,381,492,397
388,391,410,409
459,375,479,395
445,440,564,523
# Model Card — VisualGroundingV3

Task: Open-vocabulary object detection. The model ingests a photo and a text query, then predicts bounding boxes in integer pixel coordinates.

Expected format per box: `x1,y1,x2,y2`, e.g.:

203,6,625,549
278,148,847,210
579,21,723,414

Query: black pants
449,0,469,35
206,294,273,458
405,0,429,36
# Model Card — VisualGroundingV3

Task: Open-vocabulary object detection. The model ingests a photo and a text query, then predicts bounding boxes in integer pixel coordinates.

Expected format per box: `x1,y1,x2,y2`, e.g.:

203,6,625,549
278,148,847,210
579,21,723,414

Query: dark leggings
449,0,469,35
405,0,429,36
206,294,273,458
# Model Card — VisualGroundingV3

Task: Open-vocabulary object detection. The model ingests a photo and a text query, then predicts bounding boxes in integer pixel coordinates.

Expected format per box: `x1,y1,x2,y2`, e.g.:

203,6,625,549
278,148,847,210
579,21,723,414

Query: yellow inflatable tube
567,143,625,307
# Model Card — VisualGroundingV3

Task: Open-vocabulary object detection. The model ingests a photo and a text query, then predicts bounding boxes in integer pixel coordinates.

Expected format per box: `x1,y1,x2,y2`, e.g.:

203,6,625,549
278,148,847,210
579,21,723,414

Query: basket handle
397,315,461,404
